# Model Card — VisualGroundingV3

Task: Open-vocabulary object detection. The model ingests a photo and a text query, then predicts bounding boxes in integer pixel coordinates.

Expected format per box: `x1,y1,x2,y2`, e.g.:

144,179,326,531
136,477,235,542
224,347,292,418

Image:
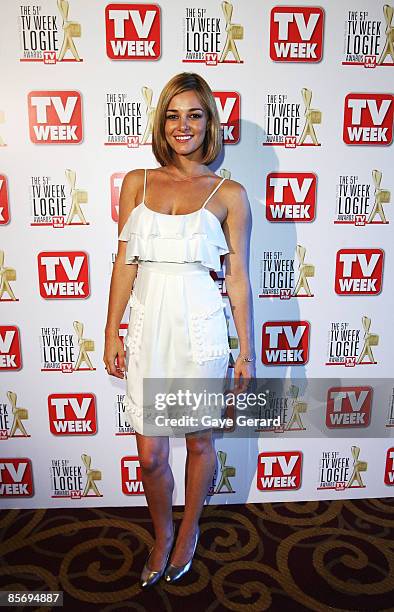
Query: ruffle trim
124,293,144,356
190,298,231,364
192,341,231,364
124,234,228,272
122,393,142,419
119,205,229,272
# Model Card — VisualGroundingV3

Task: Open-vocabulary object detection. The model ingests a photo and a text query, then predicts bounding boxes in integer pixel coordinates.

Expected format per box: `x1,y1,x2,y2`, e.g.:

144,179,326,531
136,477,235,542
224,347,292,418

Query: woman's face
164,90,208,160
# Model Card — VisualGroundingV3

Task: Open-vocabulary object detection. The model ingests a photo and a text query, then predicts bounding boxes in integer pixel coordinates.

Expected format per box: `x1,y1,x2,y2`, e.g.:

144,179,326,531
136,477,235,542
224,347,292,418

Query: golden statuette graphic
0,110,6,146
140,86,156,145
215,450,236,493
73,321,95,370
57,0,81,61
219,1,243,63
7,391,29,437
293,245,315,296
377,5,394,65
346,446,367,488
65,168,88,225
220,168,232,179
225,317,238,368
357,316,379,364
81,453,102,497
0,250,17,301
285,385,307,431
368,169,390,223
298,88,321,146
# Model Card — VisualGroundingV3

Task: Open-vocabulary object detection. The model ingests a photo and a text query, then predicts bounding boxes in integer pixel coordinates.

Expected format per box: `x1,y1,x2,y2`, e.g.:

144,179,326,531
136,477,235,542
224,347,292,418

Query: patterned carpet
1,498,394,611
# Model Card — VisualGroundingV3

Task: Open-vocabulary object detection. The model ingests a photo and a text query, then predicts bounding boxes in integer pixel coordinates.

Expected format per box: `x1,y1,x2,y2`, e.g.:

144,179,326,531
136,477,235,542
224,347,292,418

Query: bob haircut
152,72,222,166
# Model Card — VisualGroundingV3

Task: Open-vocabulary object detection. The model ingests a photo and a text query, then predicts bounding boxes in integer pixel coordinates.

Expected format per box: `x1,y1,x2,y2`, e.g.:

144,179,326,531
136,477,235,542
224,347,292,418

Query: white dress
118,170,231,435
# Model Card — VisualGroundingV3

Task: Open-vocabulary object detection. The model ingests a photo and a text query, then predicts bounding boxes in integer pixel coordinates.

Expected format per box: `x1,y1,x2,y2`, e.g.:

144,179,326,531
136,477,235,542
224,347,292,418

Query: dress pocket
124,292,145,359
189,295,230,365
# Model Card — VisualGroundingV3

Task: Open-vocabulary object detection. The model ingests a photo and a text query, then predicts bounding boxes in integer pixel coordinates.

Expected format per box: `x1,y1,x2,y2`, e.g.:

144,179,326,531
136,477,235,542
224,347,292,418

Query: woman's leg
136,433,174,570
169,429,216,565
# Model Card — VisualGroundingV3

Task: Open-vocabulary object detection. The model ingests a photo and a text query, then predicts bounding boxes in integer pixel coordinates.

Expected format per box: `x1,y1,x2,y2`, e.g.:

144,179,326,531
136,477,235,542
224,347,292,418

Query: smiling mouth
174,135,193,142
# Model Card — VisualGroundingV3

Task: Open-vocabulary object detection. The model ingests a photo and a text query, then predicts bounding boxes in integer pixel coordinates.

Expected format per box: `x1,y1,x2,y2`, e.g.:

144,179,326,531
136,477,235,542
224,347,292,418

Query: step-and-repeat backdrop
1,0,393,508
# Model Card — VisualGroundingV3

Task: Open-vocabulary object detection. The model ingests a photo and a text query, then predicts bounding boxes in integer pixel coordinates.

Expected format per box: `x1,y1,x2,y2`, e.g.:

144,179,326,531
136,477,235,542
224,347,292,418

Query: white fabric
118,174,229,272
119,174,231,435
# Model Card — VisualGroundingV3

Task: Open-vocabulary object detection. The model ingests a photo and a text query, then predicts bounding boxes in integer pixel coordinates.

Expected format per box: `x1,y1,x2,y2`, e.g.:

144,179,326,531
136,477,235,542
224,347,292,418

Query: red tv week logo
37,252,90,299
257,451,302,490
111,172,126,222
262,321,310,365
0,458,33,497
384,448,394,486
335,248,384,295
205,53,218,66
364,56,376,69
48,393,97,435
0,326,22,370
0,175,10,224
28,91,83,144
121,456,144,494
270,6,324,62
105,4,161,60
214,92,240,144
326,386,372,428
266,172,316,222
343,93,393,145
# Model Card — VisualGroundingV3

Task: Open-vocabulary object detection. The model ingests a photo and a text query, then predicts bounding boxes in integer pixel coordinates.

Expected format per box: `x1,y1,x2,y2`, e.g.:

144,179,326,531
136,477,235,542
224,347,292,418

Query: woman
104,72,255,587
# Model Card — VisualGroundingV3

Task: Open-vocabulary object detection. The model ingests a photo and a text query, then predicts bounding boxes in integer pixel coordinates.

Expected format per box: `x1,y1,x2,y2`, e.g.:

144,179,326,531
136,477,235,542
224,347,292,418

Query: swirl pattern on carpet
1,498,394,611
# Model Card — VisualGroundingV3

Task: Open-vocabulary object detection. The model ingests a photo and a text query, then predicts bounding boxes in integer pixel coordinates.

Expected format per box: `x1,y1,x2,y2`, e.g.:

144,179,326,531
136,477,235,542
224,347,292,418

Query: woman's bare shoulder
121,168,145,191
118,170,146,225
217,178,250,228
220,178,248,204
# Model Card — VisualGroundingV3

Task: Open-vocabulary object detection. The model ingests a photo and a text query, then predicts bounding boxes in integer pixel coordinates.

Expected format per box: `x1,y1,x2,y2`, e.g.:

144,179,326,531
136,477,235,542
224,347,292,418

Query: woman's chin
173,143,194,153
170,143,204,158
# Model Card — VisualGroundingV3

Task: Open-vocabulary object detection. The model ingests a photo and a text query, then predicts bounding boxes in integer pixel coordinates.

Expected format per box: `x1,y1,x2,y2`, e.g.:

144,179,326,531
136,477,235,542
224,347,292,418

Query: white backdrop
1,0,393,508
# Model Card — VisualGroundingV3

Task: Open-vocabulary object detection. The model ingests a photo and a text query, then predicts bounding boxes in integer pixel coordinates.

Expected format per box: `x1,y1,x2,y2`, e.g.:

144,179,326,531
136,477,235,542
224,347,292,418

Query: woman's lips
174,135,193,142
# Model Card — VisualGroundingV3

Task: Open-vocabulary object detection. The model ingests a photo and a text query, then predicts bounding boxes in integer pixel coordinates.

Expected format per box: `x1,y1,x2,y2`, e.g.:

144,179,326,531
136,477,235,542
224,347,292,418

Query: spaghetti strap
202,177,226,209
143,169,147,203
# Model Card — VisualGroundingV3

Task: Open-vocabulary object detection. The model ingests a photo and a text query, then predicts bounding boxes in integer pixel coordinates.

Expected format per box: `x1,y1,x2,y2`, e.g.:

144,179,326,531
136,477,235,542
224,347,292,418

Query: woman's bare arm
221,180,255,367
104,169,143,353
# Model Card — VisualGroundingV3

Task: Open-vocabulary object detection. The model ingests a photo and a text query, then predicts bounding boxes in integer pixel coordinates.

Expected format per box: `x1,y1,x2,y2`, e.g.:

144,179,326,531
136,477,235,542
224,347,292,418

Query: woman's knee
139,451,168,472
138,445,169,474
186,433,214,457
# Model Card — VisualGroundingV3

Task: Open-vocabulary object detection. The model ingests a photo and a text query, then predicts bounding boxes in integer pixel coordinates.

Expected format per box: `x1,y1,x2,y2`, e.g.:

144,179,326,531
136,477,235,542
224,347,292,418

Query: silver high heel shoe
164,526,200,583
140,523,175,588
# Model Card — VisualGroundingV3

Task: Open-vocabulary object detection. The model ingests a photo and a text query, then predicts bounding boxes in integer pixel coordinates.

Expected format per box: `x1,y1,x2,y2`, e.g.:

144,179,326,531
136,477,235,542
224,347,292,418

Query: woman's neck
166,157,210,179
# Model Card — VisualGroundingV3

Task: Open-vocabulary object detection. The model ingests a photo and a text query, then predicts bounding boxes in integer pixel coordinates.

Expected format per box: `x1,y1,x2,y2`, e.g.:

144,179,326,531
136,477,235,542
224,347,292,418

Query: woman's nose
179,114,190,131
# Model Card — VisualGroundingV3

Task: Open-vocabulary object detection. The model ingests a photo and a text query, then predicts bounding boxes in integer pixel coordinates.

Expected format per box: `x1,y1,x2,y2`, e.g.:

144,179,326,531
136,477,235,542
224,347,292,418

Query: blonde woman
104,73,255,587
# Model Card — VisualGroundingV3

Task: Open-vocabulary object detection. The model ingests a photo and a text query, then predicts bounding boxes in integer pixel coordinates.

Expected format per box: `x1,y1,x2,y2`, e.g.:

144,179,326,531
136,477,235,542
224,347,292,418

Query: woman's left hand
233,356,256,394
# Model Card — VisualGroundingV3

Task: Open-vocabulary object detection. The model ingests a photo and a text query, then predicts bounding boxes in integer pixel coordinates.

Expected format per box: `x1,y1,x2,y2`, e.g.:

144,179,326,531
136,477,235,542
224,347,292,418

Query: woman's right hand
103,333,126,379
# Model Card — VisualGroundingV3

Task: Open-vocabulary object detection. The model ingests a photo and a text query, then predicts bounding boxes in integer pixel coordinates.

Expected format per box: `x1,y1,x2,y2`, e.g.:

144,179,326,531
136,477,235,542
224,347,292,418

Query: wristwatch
240,355,255,362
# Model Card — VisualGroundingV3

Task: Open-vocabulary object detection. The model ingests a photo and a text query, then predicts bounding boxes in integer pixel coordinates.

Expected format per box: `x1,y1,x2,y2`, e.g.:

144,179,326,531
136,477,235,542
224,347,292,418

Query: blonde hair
152,72,222,166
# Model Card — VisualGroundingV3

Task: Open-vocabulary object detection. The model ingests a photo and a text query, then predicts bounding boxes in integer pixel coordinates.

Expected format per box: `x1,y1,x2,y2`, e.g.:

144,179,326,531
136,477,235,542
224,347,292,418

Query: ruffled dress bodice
118,201,229,272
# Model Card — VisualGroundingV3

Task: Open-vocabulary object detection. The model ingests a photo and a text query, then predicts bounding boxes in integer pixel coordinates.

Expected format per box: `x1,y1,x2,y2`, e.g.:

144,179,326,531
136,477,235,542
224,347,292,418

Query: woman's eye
165,113,203,120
